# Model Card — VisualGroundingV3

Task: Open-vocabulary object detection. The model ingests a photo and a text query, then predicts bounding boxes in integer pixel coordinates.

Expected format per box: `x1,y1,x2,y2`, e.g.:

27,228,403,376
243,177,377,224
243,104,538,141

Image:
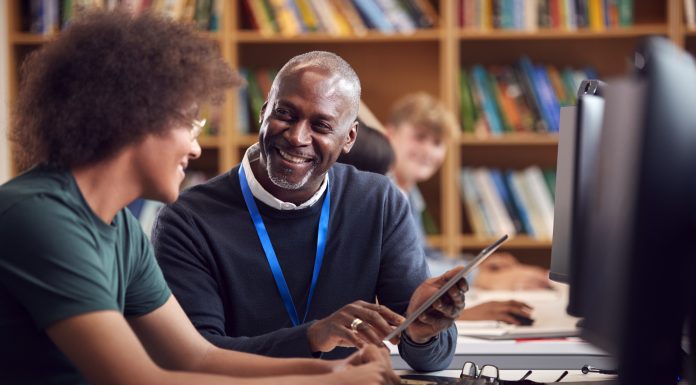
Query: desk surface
398,369,617,383
391,287,615,371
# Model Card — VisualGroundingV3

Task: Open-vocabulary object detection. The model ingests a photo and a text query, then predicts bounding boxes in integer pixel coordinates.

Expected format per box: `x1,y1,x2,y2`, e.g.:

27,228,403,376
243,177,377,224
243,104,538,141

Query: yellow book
588,0,605,31
294,0,320,32
269,0,301,36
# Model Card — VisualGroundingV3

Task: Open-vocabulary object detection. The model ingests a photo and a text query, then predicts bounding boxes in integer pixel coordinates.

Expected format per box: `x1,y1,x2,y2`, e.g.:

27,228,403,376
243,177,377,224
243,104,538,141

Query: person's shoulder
0,167,77,221
332,163,395,192
171,167,240,208
0,168,70,216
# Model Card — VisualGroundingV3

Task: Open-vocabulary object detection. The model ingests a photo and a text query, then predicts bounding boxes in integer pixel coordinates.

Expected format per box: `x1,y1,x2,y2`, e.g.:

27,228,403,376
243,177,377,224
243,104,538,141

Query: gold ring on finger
350,318,364,333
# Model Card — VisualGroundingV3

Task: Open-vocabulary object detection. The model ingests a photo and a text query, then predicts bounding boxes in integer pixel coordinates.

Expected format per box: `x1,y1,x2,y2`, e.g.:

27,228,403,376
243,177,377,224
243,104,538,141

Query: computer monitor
549,80,606,318
576,36,696,384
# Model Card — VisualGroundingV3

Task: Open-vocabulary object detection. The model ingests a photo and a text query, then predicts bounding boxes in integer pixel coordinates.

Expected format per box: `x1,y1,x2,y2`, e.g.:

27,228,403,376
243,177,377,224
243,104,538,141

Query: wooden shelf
426,235,444,248
457,235,552,249
459,133,559,146
198,136,222,149
235,29,443,43
9,32,54,44
5,0,682,264
9,30,221,44
458,24,669,40
237,134,258,147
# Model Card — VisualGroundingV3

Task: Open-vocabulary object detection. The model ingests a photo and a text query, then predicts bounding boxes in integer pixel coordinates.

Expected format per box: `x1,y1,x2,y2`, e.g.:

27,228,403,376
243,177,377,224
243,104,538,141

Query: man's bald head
269,51,361,124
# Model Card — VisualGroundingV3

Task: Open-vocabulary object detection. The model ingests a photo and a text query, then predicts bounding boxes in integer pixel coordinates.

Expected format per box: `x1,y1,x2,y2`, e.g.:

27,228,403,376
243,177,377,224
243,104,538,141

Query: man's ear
259,101,268,124
342,120,359,154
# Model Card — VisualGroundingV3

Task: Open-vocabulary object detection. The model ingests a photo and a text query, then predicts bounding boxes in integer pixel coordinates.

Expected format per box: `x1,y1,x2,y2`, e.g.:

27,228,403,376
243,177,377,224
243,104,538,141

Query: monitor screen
576,37,696,384
549,81,606,319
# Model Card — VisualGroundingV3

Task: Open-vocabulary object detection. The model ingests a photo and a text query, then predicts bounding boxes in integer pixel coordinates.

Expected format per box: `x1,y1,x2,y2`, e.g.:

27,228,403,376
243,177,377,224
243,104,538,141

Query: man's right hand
307,300,405,352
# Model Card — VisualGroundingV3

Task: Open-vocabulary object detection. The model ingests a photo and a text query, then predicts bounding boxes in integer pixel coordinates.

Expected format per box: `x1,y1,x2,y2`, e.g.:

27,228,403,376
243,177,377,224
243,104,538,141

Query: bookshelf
4,0,689,266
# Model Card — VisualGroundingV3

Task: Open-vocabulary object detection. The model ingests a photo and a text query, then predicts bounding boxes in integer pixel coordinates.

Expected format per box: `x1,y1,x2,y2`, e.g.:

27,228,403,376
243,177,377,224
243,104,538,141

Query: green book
459,68,475,133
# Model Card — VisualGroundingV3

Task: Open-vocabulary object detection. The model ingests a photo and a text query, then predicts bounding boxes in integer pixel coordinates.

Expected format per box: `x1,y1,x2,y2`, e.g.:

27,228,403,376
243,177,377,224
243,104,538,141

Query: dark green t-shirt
0,166,171,385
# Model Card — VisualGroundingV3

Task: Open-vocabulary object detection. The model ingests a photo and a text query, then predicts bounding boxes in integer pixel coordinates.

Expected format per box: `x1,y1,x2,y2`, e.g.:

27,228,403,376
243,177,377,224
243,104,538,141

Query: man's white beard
267,162,315,191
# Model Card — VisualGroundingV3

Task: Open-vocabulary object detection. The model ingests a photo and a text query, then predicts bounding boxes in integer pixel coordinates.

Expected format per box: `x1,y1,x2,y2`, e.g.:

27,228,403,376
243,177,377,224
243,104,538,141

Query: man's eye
313,122,332,132
275,108,291,117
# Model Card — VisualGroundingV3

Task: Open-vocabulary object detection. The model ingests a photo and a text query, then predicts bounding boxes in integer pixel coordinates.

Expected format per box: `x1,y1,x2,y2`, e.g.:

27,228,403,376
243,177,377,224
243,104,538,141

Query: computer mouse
510,313,535,326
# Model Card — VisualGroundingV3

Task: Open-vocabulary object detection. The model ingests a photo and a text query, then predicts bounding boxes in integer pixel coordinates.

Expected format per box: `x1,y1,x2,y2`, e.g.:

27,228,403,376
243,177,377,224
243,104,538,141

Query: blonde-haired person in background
384,92,551,324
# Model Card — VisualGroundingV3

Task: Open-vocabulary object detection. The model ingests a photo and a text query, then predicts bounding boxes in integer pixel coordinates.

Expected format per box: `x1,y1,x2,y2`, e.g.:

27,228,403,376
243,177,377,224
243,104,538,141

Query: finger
457,278,469,293
419,307,456,325
497,313,520,324
437,266,466,285
505,305,533,318
354,322,386,347
349,305,400,340
507,300,533,310
339,325,366,349
375,304,406,326
446,285,466,307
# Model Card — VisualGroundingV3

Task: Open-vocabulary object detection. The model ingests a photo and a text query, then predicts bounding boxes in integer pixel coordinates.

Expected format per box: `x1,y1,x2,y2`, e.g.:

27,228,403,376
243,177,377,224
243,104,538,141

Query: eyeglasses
460,361,499,383
190,118,206,142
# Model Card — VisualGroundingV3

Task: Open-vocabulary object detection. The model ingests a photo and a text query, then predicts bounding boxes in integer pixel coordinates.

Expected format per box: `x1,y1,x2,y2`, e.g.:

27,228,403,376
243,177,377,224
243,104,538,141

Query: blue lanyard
238,166,330,326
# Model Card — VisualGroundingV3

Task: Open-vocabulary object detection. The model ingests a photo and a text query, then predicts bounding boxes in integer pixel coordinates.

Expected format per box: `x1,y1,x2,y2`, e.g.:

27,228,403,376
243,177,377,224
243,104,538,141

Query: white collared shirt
240,143,328,210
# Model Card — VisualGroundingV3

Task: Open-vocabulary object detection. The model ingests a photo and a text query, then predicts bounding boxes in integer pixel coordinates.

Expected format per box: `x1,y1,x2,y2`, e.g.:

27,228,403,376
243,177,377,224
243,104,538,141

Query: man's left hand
404,266,468,343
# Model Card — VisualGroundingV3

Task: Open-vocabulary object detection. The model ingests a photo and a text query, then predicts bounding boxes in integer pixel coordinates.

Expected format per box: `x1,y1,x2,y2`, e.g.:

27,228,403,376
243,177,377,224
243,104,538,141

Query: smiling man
153,51,466,372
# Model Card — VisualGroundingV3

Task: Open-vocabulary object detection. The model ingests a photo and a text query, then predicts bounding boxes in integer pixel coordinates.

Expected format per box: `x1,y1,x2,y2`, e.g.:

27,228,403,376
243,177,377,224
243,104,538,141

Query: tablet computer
385,234,509,341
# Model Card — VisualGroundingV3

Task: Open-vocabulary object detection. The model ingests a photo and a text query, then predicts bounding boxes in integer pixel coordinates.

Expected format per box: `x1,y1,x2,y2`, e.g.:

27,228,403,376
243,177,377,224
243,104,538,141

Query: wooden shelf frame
4,0,690,263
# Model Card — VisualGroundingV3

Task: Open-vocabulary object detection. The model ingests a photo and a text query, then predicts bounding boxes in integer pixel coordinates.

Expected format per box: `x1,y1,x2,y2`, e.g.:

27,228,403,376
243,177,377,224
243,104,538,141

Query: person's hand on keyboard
458,300,534,325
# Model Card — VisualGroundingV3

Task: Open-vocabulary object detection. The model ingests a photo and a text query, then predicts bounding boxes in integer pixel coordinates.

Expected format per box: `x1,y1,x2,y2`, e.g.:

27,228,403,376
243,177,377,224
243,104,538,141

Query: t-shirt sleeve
0,197,120,330
123,212,171,317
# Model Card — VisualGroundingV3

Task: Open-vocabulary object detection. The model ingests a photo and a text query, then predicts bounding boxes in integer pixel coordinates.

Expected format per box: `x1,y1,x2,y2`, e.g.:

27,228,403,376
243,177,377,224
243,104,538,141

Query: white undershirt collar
240,143,328,210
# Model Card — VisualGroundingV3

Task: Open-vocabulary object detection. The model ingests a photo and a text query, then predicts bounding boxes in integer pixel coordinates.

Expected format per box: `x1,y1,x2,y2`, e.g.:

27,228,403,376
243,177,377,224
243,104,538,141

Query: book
471,65,504,135
352,0,395,33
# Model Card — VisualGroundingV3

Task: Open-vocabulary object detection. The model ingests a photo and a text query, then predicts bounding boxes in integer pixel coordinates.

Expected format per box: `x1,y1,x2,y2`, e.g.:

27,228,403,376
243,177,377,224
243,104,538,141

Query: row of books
460,167,556,240
459,0,635,31
240,0,438,36
21,0,222,34
460,59,598,135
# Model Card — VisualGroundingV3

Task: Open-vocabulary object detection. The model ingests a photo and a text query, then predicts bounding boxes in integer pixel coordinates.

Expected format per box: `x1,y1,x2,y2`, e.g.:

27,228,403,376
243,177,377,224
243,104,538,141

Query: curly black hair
11,9,239,171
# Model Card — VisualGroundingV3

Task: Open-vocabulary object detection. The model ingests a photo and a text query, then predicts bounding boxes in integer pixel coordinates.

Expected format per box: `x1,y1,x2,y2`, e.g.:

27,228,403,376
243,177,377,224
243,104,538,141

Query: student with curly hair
0,10,397,385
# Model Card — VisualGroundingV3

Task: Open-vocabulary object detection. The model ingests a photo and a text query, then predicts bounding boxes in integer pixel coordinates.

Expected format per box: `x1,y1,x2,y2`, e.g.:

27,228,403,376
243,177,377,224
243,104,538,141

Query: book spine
472,65,504,135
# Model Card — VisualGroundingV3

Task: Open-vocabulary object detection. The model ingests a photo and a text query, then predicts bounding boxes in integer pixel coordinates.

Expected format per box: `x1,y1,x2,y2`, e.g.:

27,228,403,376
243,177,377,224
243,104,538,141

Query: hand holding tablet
385,234,509,342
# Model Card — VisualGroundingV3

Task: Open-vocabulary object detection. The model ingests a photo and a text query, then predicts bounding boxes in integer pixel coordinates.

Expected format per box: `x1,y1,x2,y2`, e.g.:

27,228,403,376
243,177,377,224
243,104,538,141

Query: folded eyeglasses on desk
399,361,618,384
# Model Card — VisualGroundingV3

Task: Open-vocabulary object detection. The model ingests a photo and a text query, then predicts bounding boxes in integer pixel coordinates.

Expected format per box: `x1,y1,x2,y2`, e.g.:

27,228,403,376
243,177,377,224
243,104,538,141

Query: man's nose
284,120,312,145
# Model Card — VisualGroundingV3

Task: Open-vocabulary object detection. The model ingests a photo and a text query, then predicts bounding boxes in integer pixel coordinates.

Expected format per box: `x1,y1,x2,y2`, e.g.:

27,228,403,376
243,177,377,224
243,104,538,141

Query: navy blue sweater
153,163,456,371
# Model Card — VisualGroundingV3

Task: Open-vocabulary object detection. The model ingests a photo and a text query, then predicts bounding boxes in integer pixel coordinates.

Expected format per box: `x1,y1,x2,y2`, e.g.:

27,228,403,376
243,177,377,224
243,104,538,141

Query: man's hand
307,301,404,353
458,300,533,324
404,266,469,343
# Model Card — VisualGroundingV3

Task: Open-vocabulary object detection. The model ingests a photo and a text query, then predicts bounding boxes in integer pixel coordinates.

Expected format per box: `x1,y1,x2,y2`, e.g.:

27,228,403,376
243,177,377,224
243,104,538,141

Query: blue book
237,68,251,134
472,65,504,135
504,170,534,236
490,169,524,234
352,0,395,33
519,57,553,132
534,66,561,132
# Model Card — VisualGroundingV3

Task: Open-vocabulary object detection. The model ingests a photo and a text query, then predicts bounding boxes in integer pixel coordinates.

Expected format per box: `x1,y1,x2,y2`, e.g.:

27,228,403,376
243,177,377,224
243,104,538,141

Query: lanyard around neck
238,166,330,327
